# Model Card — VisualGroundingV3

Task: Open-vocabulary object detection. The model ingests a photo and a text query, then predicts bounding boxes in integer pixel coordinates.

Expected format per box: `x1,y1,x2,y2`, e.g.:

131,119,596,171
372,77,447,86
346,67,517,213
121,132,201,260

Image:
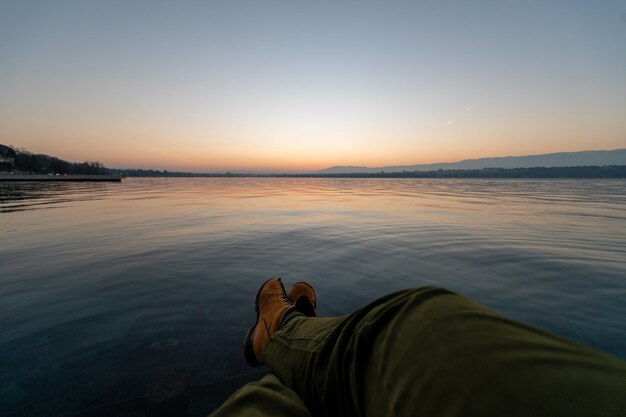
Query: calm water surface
1,178,626,416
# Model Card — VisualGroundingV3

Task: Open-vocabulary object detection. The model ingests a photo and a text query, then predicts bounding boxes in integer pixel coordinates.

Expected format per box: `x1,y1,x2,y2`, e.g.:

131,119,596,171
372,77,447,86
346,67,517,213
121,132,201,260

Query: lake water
1,178,626,416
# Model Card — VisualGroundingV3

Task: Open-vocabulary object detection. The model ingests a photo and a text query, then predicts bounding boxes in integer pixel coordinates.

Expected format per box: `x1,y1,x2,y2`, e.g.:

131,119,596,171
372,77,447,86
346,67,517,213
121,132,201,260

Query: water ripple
1,178,625,416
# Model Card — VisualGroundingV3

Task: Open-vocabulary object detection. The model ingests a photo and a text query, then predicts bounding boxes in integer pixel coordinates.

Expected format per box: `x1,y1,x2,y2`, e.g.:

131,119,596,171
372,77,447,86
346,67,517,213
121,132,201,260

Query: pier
0,174,122,182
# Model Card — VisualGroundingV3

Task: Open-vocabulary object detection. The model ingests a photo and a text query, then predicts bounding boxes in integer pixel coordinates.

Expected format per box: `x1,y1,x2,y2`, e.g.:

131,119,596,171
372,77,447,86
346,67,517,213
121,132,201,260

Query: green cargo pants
210,287,626,417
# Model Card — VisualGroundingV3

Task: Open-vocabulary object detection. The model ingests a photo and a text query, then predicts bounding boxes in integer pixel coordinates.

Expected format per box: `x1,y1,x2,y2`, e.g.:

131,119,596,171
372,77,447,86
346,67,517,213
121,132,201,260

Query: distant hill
317,149,626,174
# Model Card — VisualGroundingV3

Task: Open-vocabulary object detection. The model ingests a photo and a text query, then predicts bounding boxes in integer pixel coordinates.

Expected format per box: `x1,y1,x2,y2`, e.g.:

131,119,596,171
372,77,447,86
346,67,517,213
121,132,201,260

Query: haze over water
1,178,625,416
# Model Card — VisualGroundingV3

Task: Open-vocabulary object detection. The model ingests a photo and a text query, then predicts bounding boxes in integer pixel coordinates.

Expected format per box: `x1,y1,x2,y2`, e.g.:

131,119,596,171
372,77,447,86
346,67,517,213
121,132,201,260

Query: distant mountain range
317,149,626,174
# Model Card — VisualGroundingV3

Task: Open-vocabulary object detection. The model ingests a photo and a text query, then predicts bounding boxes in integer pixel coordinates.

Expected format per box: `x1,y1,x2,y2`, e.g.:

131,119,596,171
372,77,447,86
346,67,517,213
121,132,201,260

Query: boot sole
243,325,260,367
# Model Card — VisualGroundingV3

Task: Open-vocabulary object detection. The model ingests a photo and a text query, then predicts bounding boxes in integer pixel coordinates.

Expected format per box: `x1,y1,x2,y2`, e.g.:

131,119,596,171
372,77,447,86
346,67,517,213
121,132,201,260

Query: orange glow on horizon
4,96,625,172
14,136,624,173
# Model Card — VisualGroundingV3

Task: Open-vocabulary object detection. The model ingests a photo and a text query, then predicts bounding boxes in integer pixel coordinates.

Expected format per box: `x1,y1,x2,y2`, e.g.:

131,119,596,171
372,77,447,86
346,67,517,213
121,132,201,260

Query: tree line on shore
1,144,107,175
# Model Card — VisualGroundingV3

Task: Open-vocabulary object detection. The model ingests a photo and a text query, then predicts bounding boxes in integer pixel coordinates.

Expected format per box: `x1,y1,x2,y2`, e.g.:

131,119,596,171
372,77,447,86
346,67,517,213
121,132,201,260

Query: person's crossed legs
212,278,626,417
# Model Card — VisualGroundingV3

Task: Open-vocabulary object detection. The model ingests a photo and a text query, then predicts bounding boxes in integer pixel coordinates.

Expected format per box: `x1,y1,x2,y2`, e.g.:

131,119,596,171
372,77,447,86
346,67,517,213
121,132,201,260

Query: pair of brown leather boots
243,278,317,367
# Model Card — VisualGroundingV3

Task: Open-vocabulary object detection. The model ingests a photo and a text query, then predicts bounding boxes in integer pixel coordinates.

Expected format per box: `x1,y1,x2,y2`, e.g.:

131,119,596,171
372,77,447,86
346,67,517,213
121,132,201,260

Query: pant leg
263,287,626,417
209,373,311,417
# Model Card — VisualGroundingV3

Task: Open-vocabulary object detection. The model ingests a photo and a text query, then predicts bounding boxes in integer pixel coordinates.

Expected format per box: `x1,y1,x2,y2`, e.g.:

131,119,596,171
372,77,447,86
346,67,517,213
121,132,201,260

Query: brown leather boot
243,277,296,367
287,281,317,317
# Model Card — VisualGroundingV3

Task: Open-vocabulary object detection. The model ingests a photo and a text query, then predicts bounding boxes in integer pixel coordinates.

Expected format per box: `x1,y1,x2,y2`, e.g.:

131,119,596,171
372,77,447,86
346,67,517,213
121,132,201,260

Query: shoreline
0,174,122,182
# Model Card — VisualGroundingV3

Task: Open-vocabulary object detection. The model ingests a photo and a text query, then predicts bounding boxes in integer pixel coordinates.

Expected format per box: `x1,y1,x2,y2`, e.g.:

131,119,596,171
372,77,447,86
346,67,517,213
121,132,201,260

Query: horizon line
107,147,626,174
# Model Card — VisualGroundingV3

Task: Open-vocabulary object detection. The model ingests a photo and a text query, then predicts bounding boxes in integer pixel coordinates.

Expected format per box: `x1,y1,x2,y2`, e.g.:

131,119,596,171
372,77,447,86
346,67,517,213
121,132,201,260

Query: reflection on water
1,178,626,416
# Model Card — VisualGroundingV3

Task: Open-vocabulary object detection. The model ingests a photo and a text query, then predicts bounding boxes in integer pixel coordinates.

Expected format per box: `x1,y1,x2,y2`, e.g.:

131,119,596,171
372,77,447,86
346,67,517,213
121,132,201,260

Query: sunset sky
1,1,625,172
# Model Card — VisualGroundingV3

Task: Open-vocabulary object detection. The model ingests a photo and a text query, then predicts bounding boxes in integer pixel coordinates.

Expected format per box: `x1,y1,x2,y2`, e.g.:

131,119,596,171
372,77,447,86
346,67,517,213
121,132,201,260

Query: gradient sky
1,1,625,172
